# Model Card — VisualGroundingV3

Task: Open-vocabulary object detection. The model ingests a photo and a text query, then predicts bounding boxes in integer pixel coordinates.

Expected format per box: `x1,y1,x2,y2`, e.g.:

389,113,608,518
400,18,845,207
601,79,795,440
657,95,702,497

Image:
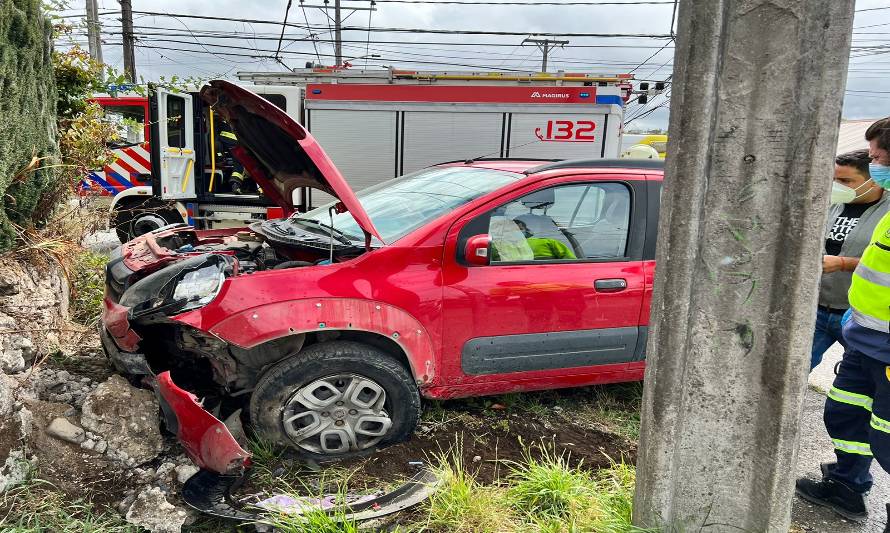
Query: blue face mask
869,163,890,189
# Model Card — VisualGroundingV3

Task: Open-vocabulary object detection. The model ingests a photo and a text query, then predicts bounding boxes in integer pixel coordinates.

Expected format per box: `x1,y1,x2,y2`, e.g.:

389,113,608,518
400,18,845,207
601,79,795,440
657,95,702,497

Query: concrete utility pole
334,0,342,66
119,0,136,83
633,1,855,531
522,37,568,73
85,0,103,66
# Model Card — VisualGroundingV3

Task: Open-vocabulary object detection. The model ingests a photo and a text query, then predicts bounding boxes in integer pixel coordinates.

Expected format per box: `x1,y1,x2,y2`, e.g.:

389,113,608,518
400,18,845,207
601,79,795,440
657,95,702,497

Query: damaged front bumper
151,372,440,524
99,323,152,375
112,370,437,524
151,371,251,475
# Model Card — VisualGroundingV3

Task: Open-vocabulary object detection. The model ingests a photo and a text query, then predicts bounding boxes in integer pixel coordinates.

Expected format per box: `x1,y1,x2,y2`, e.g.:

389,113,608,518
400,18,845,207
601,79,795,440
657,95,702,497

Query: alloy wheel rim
281,373,393,455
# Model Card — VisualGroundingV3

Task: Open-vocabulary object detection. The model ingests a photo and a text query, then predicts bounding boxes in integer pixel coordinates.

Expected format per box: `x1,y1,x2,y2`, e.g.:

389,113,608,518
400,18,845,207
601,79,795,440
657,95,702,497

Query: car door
440,175,647,389
154,88,196,200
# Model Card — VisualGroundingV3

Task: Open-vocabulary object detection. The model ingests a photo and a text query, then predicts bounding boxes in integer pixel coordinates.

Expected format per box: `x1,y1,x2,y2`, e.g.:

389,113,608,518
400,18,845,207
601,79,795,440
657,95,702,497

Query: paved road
793,344,889,532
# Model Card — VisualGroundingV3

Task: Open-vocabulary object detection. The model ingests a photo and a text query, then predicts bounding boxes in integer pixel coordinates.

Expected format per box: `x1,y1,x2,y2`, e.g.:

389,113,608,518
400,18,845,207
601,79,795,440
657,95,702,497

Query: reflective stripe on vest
832,438,873,456
220,130,237,141
872,413,890,434
848,211,890,331
828,387,874,412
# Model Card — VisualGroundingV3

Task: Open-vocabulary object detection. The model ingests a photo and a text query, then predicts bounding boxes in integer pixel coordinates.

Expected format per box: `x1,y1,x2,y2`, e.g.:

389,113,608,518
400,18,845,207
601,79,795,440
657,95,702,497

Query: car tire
112,200,182,243
249,340,421,461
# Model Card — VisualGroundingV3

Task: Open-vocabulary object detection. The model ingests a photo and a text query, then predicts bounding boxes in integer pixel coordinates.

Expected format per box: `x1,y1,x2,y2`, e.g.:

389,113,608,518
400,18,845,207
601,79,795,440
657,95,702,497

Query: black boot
796,476,868,522
884,503,889,533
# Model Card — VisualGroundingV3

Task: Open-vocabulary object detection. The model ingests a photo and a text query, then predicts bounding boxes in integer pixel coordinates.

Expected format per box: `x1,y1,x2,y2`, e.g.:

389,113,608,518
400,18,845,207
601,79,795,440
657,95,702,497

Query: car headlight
173,264,226,311
120,255,234,317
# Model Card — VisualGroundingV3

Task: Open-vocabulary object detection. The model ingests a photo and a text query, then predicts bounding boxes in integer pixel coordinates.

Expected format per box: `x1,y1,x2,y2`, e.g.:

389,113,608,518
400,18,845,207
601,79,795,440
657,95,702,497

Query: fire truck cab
92,69,647,242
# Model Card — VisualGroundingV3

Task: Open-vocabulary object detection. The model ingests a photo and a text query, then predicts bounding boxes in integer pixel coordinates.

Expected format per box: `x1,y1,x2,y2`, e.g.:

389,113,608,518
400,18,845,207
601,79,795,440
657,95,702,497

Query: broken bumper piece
152,371,251,474
155,373,439,523
181,464,441,523
99,323,151,375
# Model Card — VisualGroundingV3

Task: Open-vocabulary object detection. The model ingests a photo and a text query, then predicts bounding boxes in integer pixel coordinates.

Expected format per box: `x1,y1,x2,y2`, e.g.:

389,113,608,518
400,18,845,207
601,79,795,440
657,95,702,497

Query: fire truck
89,69,647,242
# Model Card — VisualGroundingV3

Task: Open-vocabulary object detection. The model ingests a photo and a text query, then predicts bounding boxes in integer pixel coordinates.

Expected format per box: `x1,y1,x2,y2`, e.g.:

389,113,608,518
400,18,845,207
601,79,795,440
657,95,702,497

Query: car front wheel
249,340,421,460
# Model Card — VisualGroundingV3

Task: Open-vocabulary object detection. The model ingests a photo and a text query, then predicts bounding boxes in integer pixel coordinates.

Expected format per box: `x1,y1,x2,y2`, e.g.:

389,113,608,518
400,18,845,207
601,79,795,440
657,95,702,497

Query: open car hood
200,80,382,241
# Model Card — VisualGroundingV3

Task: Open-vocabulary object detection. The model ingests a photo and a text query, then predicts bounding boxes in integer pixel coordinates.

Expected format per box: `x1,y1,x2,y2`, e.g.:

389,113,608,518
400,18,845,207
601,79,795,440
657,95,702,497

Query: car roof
436,157,664,177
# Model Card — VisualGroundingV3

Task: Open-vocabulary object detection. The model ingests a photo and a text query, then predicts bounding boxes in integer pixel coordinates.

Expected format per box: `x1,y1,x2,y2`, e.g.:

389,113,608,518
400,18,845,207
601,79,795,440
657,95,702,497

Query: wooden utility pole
334,0,342,66
119,0,136,83
632,1,855,531
85,0,103,66
522,37,568,73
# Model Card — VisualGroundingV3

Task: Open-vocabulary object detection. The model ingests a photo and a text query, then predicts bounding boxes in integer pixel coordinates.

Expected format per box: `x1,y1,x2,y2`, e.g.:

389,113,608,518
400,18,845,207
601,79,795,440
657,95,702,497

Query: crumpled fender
188,299,437,386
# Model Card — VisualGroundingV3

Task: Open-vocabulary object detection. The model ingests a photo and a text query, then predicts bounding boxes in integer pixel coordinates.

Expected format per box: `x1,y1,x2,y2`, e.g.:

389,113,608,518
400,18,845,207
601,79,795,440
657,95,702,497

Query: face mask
831,182,856,204
870,163,890,189
831,179,874,204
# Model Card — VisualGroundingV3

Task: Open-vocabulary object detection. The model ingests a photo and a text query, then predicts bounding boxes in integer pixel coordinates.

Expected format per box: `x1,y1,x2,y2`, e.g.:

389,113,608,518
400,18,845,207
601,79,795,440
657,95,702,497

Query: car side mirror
464,234,491,266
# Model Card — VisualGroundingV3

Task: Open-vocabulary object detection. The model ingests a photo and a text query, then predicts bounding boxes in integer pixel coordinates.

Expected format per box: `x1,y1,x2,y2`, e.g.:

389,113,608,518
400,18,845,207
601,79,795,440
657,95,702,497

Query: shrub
0,0,59,250
69,249,107,326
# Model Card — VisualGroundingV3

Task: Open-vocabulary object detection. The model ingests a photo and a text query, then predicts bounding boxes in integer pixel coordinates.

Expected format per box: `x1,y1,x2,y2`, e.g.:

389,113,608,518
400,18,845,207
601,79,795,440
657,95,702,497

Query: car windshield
293,166,523,243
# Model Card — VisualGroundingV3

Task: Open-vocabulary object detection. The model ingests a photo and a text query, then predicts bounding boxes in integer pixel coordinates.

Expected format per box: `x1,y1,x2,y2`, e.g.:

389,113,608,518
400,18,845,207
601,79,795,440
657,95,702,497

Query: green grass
507,447,596,521
0,478,137,532
421,450,520,533
261,506,359,533
69,249,107,327
416,442,652,533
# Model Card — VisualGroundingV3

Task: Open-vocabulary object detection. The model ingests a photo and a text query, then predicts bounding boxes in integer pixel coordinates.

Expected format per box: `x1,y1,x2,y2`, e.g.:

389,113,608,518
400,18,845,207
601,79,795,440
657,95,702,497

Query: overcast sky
59,0,890,131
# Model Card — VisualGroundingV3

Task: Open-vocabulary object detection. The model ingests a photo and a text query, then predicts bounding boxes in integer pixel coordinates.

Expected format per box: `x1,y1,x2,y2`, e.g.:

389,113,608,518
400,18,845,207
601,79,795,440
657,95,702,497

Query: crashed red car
100,80,663,467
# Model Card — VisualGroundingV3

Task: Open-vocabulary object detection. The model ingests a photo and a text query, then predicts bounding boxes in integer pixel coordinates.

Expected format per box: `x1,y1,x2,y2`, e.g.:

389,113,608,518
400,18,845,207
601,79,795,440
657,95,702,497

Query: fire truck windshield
295,166,523,243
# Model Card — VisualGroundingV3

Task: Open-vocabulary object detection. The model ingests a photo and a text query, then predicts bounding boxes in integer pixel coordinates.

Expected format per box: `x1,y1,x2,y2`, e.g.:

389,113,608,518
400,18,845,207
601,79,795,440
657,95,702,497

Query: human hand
823,255,845,273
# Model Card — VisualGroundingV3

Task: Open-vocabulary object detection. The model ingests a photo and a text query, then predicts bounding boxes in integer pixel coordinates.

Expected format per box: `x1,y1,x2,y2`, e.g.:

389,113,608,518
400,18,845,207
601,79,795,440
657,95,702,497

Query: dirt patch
233,386,640,510
18,397,141,510
351,415,634,487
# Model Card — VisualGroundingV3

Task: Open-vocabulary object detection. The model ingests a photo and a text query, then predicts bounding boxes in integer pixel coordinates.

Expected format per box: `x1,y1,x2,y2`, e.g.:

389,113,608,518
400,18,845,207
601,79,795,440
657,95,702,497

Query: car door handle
595,278,627,292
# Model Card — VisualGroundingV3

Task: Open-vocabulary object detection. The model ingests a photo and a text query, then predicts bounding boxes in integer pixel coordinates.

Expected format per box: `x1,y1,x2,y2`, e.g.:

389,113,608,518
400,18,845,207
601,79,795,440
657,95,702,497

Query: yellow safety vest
849,211,890,332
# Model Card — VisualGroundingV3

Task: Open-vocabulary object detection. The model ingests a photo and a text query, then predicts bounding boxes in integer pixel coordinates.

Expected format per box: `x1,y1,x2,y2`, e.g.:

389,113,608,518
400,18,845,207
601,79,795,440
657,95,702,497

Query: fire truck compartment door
157,89,197,200
508,112,609,160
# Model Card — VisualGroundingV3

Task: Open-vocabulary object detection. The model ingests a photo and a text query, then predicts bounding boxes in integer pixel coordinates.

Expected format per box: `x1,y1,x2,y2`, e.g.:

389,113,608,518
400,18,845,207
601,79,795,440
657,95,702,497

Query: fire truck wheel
113,200,182,243
249,340,421,461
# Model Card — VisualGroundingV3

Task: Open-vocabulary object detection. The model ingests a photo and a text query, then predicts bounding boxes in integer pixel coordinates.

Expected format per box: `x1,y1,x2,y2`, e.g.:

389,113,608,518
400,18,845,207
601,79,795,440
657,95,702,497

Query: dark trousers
811,306,848,370
824,348,890,493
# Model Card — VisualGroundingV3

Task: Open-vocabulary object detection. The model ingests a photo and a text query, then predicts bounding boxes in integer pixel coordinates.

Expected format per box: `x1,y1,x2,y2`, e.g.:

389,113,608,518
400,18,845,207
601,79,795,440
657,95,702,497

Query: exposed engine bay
122,219,366,276
102,220,369,397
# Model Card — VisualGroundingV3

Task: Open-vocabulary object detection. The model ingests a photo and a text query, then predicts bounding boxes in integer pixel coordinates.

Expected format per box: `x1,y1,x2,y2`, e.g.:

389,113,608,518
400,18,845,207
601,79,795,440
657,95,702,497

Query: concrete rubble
0,258,194,532
81,374,164,466
125,486,190,533
46,417,85,444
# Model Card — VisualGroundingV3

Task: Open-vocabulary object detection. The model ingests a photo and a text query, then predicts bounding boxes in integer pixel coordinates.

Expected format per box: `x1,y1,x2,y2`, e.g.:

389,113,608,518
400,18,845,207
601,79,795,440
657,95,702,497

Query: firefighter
216,123,253,194
796,116,890,526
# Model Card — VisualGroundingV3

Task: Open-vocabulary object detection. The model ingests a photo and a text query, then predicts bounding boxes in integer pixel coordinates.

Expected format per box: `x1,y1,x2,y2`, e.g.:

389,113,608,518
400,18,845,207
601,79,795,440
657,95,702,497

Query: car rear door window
488,182,631,262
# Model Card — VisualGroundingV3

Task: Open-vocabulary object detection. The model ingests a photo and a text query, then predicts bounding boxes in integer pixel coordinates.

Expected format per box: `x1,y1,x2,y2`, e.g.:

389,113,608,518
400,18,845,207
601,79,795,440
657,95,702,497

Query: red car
100,81,663,471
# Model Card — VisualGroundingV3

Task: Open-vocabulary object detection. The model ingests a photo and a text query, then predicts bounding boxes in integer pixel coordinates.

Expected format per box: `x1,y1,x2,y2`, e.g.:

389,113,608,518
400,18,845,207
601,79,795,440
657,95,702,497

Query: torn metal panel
180,464,440,523
153,371,251,474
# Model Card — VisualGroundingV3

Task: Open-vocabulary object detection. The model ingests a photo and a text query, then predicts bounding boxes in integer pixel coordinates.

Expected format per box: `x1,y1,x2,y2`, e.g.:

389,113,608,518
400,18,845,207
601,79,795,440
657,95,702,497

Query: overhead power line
95,28,681,71
856,6,890,12
340,0,673,4
300,0,323,63
129,10,673,38
275,0,294,66
73,25,681,48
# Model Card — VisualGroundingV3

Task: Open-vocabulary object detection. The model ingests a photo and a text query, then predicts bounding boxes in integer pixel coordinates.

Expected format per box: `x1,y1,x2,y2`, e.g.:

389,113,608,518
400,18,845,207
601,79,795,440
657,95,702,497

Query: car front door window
487,182,631,263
